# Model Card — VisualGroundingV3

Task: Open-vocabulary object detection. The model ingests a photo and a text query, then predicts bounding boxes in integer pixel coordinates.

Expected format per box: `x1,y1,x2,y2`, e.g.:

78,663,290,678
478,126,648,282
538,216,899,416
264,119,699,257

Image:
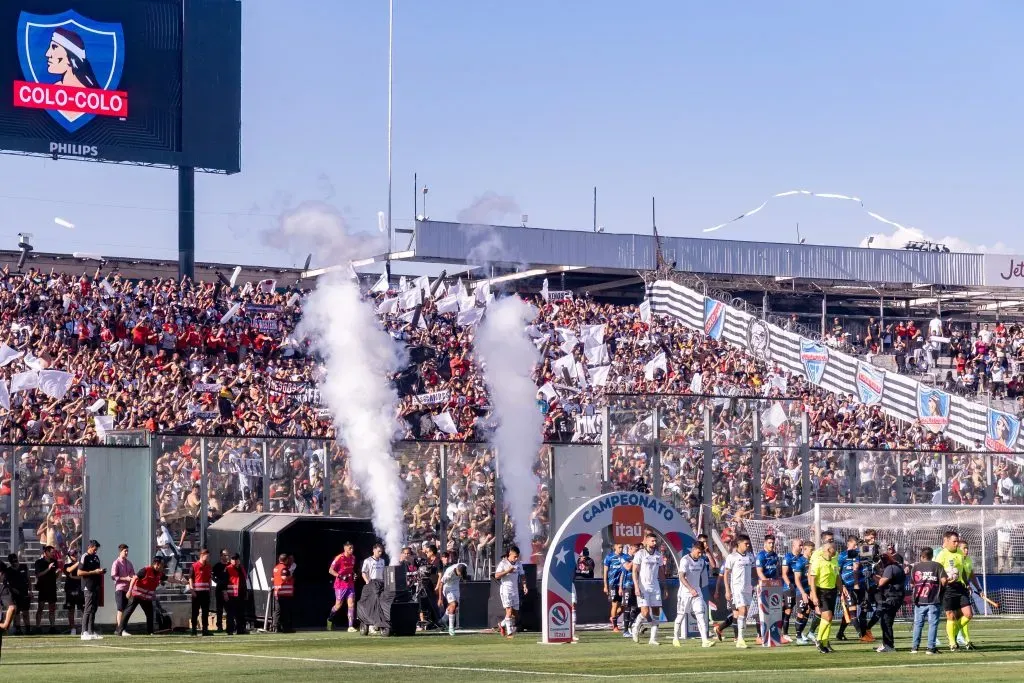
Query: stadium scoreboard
0,0,240,172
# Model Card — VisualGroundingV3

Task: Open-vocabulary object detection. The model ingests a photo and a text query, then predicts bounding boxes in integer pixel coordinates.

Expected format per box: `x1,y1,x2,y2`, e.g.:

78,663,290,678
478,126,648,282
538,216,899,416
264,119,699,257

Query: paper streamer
702,190,911,234
54,217,75,229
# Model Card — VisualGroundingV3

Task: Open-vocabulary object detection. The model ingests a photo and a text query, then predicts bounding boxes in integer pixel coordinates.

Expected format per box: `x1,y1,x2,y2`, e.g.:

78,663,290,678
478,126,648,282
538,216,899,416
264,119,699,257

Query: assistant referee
809,539,840,654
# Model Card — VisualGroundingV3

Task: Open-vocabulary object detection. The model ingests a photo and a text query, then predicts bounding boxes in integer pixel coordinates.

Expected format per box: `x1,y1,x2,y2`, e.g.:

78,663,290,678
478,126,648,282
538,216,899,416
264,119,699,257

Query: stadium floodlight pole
385,0,394,282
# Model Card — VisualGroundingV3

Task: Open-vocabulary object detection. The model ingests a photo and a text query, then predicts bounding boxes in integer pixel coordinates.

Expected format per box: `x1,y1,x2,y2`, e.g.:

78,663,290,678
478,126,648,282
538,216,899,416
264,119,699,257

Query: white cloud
858,226,1015,254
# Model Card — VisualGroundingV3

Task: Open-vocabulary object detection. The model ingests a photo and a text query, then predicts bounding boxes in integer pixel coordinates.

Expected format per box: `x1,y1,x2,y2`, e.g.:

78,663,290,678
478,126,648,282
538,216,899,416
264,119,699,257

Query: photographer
414,544,442,630
874,551,906,653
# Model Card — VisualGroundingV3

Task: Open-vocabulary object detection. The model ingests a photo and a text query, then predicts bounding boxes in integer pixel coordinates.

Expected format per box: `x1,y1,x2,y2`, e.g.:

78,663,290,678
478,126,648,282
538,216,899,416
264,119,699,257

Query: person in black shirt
875,552,906,653
5,554,30,635
212,548,230,632
1,561,20,662
34,545,59,634
910,547,945,654
63,549,84,635
77,540,106,640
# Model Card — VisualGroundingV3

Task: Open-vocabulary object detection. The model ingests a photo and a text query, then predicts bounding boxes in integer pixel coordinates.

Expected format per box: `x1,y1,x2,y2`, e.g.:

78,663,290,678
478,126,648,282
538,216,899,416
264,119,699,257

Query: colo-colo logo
581,493,675,524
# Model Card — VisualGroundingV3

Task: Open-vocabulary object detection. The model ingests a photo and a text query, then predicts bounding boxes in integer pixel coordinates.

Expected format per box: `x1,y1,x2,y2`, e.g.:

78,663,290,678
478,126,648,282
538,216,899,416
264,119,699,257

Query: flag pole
385,0,394,281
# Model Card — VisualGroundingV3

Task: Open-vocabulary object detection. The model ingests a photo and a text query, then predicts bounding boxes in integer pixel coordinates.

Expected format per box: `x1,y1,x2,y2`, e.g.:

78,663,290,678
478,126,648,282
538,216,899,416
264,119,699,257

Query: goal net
744,504,1024,618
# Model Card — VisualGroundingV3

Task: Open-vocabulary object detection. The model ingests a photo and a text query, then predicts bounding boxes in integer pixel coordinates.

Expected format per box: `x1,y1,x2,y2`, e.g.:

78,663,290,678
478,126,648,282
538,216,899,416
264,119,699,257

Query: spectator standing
77,540,105,640
63,548,83,635
909,547,944,654
110,544,135,630
34,545,59,634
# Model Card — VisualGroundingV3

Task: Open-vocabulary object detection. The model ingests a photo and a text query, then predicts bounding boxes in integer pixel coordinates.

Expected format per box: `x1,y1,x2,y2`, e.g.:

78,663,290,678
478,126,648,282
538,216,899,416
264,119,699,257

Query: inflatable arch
541,492,697,643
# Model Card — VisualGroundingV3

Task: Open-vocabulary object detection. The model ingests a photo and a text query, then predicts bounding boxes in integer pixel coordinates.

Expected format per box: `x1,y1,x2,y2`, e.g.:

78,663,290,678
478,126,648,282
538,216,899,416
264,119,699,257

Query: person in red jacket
115,556,166,636
225,553,248,635
272,553,296,633
188,548,213,636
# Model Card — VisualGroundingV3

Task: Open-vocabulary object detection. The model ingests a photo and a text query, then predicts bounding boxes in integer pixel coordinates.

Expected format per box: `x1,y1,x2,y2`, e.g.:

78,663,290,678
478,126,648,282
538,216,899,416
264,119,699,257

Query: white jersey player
631,531,665,646
494,545,528,638
436,552,466,636
723,534,756,648
674,542,714,648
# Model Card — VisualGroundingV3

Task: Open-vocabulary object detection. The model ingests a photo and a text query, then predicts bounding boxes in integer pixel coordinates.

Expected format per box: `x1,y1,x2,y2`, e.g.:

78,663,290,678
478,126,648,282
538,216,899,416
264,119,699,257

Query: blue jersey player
835,536,864,640
791,541,815,644
755,536,780,582
781,537,802,638
619,544,639,638
603,544,625,631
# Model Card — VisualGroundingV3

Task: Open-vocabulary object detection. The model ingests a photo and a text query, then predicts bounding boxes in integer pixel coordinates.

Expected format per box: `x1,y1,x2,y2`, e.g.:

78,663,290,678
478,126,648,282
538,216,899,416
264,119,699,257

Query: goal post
744,503,1024,618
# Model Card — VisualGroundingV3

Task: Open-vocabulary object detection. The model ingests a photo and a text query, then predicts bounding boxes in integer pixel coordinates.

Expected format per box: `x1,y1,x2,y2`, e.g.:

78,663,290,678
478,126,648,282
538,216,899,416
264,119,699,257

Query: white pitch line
78,643,1024,679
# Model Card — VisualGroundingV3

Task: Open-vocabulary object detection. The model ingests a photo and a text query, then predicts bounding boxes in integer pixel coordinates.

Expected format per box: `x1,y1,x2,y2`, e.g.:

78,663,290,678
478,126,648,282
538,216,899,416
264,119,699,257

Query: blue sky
2,0,1021,268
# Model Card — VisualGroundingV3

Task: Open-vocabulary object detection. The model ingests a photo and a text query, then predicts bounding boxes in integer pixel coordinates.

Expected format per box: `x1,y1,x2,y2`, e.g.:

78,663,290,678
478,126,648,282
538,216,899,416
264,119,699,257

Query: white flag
580,325,606,349
370,273,389,293
457,307,484,326
590,365,611,387
432,411,459,435
258,279,277,293
376,298,400,315
101,279,116,297
537,383,557,402
24,352,48,371
455,279,468,298
475,282,492,304
689,372,703,393
38,370,74,400
559,330,579,355
399,276,409,291
0,380,9,410
435,294,460,314
414,275,430,295
400,287,422,310
94,415,114,439
0,344,22,367
639,300,651,323
220,302,241,324
643,352,667,380
458,295,477,313
11,370,39,394
88,398,107,413
585,344,609,366
229,266,242,287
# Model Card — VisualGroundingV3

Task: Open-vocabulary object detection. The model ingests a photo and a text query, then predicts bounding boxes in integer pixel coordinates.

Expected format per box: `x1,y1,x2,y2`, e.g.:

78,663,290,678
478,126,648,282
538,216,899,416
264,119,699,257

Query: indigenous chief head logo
745,318,771,362
14,10,127,132
916,386,950,434
798,338,828,386
985,408,1020,453
611,505,645,545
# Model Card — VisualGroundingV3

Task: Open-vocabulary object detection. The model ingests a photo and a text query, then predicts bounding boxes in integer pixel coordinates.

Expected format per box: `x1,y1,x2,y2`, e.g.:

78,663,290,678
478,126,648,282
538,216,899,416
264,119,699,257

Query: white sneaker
702,640,715,648
649,640,660,646
81,633,92,641
92,633,104,640
121,631,133,637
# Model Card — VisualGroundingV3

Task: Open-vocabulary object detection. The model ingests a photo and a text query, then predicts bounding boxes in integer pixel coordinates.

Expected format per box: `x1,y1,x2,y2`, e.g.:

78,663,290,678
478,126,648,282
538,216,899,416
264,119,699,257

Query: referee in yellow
936,531,975,651
809,538,840,654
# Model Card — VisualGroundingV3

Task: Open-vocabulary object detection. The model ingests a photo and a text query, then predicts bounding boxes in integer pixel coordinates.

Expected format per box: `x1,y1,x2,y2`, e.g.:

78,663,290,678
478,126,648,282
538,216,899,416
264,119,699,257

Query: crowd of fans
2,269,1023,574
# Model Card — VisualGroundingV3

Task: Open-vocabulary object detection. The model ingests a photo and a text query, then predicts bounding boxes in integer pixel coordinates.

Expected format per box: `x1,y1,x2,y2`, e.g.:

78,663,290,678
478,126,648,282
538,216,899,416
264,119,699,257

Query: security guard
272,553,295,633
189,548,213,636
225,553,248,635
116,556,166,636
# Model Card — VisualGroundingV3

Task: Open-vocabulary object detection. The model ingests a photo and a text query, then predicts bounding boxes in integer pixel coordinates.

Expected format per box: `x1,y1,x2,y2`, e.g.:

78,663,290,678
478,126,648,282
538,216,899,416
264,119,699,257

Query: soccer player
631,531,665,646
792,541,814,644
835,536,863,640
781,537,802,638
361,544,386,584
755,534,781,643
327,541,357,632
935,531,975,651
619,543,639,638
674,542,713,648
437,552,466,637
723,534,756,648
958,539,983,648
603,543,625,631
495,545,528,638
809,538,840,654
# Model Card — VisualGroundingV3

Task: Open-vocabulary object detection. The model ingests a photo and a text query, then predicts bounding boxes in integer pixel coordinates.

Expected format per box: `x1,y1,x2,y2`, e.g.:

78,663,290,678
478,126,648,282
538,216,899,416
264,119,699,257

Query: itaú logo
14,81,128,118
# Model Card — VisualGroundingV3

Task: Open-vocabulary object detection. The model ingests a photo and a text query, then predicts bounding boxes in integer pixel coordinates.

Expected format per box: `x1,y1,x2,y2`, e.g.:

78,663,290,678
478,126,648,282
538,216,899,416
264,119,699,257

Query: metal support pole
261,442,271,515
651,406,662,497
751,405,763,519
323,440,332,515
702,405,714,536
821,294,827,337
879,295,885,352
985,456,994,505
762,291,769,319
200,438,209,549
813,504,821,545
178,167,195,280
600,405,610,481
439,444,449,547
800,412,812,513
980,509,989,615
896,453,907,504
940,453,949,505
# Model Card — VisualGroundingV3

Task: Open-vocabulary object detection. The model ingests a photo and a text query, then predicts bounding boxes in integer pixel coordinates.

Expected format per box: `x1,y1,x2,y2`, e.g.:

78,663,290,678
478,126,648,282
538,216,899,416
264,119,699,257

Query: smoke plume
262,201,387,267
295,205,406,560
474,295,543,555
456,192,521,225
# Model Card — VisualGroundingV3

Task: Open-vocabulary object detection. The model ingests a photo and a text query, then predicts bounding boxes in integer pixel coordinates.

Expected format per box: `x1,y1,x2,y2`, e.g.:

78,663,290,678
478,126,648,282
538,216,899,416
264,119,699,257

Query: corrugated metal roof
414,220,985,287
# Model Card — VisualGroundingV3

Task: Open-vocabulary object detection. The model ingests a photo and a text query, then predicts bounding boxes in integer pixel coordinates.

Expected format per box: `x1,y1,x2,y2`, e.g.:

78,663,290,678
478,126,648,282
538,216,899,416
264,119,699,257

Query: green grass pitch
2,620,1023,682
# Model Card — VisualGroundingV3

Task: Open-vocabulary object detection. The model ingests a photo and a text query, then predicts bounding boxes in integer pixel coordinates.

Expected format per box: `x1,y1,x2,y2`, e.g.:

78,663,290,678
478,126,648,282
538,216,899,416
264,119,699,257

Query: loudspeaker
388,600,419,636
385,565,407,593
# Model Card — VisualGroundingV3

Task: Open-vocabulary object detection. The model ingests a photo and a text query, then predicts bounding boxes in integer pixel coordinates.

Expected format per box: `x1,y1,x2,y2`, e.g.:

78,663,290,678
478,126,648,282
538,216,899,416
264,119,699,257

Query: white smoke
298,276,406,561
456,192,521,225
859,225,1015,254
474,296,543,555
262,201,387,267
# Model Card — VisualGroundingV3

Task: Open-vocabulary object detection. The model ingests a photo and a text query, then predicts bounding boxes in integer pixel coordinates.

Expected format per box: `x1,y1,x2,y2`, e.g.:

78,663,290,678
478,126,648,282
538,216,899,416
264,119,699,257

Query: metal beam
577,276,644,294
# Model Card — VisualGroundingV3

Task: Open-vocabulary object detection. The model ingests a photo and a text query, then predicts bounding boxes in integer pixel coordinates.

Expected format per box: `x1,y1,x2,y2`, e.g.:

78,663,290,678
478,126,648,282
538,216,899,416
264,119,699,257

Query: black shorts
942,586,972,611
115,590,130,612
37,586,58,604
65,586,84,609
609,586,622,603
621,586,636,608
783,586,796,610
15,595,30,611
817,588,838,613
841,586,859,609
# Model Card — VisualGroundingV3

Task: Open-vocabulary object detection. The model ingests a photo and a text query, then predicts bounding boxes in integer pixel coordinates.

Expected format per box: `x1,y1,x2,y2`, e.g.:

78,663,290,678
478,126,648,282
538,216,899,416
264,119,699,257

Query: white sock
737,617,746,638
695,611,709,642
449,614,455,634
649,623,659,643
673,616,683,640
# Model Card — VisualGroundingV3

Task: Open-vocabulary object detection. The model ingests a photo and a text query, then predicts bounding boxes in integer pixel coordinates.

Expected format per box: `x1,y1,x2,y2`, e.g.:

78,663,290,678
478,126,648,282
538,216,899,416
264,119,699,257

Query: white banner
415,389,451,406
984,254,1024,287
